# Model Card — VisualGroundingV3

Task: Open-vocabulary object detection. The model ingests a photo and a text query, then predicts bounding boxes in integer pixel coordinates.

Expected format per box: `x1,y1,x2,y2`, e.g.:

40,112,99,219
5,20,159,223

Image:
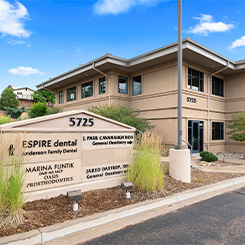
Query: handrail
182,139,193,161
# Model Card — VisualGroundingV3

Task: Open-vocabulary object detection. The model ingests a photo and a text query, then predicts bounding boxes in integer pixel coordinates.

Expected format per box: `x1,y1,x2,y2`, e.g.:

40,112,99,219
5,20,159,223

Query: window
212,122,224,140
212,76,224,97
82,81,93,98
118,76,128,94
188,68,204,92
59,91,63,104
67,87,76,102
132,76,141,96
99,77,106,95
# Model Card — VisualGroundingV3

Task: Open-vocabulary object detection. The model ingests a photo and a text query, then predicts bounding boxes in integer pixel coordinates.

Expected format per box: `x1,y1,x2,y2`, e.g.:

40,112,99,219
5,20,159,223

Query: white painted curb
1,176,245,245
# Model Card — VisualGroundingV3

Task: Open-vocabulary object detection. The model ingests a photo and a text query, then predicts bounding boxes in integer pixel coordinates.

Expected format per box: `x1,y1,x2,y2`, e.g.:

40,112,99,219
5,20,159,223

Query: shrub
89,105,152,133
127,130,163,192
0,133,26,227
4,106,27,119
0,116,11,125
29,102,47,118
200,151,218,162
46,106,62,115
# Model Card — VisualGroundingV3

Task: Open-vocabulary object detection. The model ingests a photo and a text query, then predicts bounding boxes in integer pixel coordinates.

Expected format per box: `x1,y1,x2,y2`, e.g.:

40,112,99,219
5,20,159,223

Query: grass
0,116,11,125
0,132,26,227
127,130,164,192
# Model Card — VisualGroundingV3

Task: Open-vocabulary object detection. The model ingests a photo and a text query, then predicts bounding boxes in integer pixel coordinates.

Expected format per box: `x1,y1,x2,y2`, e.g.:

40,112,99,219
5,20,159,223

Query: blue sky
0,0,245,94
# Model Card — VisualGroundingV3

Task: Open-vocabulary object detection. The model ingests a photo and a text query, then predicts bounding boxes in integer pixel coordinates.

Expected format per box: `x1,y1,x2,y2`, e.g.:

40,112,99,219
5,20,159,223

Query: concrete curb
1,176,245,245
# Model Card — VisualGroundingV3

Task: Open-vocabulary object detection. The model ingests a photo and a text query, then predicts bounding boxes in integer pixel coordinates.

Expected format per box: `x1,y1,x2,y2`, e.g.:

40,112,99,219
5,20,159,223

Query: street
84,187,245,245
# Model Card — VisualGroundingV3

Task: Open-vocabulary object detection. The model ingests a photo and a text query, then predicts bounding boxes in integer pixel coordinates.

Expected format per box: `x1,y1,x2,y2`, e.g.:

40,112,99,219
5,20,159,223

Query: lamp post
177,0,183,149
169,0,191,183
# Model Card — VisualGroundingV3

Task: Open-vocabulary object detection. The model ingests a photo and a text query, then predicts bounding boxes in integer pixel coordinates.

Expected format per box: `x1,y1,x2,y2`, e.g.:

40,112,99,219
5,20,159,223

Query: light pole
177,0,183,148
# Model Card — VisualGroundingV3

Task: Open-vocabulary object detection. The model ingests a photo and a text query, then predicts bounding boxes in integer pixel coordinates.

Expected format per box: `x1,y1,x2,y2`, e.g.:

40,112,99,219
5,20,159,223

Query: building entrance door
188,120,204,153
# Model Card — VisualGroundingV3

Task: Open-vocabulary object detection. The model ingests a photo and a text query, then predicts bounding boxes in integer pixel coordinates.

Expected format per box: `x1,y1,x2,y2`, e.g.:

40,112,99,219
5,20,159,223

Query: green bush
29,102,47,118
127,131,163,192
200,151,218,162
4,106,27,119
0,116,11,125
89,105,152,133
0,133,26,227
0,87,19,110
46,106,62,115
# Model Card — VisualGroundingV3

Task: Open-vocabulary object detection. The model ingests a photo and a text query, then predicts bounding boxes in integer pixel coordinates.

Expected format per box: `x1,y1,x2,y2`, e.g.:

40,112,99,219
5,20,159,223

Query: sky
0,0,245,94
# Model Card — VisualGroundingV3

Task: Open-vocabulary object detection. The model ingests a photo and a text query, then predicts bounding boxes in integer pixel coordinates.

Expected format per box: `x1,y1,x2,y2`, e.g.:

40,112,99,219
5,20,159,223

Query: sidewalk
2,176,245,245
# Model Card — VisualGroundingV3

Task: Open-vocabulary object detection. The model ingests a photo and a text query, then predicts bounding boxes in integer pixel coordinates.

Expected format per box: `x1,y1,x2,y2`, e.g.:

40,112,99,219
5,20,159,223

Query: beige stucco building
37,38,245,153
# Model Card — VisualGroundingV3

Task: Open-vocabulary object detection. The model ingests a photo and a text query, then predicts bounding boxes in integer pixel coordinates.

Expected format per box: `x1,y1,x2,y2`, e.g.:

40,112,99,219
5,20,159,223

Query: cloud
230,36,245,49
188,14,234,36
8,39,26,45
8,66,44,76
0,0,31,38
94,0,162,15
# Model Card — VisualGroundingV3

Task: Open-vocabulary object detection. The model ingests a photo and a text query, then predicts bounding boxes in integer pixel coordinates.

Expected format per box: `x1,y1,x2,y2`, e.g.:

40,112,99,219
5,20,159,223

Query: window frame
59,91,63,104
81,81,93,99
212,76,224,97
132,75,142,96
188,67,204,92
67,86,76,102
212,122,224,140
118,76,128,94
99,77,106,95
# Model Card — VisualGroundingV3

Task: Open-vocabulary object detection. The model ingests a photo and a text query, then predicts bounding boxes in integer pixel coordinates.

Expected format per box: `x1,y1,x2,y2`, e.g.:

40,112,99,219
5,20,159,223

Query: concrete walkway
161,155,245,174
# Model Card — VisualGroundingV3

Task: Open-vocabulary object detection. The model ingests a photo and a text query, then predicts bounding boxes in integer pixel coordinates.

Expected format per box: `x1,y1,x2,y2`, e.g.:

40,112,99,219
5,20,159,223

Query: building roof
36,37,245,91
13,87,34,92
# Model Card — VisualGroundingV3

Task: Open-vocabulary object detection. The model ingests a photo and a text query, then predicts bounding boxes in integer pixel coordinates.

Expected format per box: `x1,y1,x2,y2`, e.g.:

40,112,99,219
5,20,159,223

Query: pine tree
227,112,245,141
0,87,19,110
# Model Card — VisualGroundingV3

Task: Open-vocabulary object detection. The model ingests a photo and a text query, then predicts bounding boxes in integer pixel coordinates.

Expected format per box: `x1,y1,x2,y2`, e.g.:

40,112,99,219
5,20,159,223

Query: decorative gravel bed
0,163,244,237
216,152,245,160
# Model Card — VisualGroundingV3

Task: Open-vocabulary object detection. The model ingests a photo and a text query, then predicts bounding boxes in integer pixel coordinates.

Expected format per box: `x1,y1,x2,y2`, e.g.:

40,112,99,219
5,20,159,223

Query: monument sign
0,110,135,201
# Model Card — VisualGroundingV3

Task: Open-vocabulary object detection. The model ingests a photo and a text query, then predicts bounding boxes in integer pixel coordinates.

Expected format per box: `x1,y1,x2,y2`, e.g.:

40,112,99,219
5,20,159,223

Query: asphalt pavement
84,187,245,245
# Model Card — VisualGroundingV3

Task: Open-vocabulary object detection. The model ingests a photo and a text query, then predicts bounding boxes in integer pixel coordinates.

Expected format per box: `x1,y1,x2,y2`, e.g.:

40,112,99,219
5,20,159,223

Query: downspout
92,63,111,106
207,61,229,151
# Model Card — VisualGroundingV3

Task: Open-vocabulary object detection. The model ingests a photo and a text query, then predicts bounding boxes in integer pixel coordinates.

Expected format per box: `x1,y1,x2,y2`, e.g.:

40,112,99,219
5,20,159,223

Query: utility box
0,110,135,201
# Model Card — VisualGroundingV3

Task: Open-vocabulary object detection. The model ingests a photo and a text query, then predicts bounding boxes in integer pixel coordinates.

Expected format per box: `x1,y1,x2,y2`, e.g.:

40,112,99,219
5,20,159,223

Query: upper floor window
99,77,106,95
212,122,224,140
59,91,63,104
82,81,93,98
212,76,224,97
188,68,204,92
67,86,76,102
132,76,142,96
118,76,128,94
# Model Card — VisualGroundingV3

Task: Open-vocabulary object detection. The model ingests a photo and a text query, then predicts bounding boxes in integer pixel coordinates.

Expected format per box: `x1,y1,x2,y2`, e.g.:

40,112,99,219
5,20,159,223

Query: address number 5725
69,117,94,127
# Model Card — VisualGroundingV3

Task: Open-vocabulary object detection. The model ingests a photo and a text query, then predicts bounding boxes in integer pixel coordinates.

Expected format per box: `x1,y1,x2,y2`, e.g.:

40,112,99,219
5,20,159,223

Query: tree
227,112,245,141
89,105,152,133
33,90,55,104
0,87,19,110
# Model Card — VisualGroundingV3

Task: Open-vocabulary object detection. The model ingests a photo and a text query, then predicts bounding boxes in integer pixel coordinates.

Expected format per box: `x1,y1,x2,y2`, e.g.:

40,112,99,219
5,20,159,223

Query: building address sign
186,97,196,103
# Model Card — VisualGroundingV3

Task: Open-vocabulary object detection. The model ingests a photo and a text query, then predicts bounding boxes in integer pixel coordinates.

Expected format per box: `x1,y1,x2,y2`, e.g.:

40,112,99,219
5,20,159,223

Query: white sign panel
82,133,134,150
22,134,81,163
24,159,81,192
81,163,129,182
